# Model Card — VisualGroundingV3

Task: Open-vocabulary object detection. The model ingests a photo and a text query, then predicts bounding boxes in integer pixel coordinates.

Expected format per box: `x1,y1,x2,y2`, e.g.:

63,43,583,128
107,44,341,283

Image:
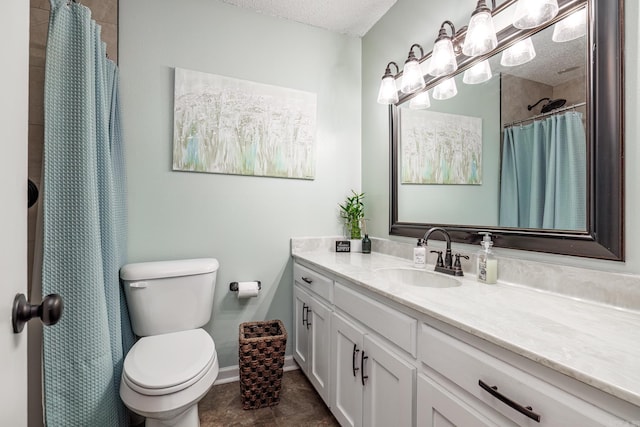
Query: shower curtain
41,0,134,425
499,111,586,230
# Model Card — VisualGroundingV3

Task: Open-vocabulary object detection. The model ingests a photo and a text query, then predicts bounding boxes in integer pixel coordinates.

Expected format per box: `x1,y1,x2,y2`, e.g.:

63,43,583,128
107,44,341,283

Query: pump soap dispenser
477,232,497,284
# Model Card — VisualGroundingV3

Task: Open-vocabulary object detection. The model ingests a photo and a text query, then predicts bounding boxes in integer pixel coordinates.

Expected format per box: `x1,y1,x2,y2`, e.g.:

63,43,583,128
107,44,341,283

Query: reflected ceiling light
512,0,559,29
552,8,587,42
463,0,498,57
427,21,458,77
463,59,493,84
377,62,400,105
409,90,431,109
500,37,536,67
400,44,426,94
433,78,458,100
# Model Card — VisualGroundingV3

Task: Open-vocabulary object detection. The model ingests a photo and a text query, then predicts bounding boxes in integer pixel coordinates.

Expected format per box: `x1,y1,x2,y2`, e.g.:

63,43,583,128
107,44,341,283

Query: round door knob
12,293,64,334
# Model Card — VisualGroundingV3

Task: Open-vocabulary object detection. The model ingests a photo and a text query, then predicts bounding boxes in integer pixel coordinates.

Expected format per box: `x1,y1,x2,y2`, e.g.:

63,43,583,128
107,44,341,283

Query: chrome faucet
422,227,467,276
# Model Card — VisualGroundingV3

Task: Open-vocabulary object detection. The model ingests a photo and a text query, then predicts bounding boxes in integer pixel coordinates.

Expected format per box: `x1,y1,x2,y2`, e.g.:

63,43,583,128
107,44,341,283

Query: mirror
390,0,624,260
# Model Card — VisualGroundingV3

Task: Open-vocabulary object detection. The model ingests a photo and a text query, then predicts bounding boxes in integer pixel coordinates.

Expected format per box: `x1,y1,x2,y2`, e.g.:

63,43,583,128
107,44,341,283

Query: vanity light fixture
463,59,493,84
552,7,587,42
400,44,426,94
377,61,400,104
512,0,559,29
462,0,498,57
432,77,457,100
427,21,458,77
500,36,536,67
409,90,431,109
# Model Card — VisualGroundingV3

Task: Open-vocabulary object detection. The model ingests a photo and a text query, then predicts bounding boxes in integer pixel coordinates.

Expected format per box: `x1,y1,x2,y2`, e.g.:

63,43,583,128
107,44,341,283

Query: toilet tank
120,258,219,337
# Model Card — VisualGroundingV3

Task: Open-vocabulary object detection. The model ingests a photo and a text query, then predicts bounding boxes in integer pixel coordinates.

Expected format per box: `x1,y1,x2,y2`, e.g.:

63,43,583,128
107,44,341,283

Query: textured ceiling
220,0,398,37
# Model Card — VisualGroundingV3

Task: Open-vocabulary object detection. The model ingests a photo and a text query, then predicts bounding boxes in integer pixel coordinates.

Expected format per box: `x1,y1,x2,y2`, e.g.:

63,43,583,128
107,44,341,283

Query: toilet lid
124,329,215,395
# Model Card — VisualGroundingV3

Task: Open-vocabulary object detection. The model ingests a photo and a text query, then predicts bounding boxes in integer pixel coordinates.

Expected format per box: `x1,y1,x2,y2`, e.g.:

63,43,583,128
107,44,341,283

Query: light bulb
427,38,458,77
512,0,559,29
463,10,498,57
377,75,399,104
463,60,492,84
400,59,426,94
500,37,536,67
433,78,458,100
409,91,431,109
552,8,587,42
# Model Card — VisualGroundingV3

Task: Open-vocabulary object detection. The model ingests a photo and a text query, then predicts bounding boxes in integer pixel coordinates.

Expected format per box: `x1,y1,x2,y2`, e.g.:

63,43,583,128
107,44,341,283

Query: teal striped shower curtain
499,111,586,230
42,0,133,425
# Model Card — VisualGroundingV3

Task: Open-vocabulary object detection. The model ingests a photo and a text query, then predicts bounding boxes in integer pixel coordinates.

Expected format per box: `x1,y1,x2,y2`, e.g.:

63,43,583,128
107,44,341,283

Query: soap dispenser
414,239,426,269
477,232,497,284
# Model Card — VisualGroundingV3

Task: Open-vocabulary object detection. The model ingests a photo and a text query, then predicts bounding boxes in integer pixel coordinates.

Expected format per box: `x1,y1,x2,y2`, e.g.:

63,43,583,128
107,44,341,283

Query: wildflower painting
172,68,317,179
400,109,482,185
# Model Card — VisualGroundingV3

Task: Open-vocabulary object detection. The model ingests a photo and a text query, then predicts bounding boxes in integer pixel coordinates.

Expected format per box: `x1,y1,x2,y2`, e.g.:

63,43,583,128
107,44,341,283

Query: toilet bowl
119,259,220,427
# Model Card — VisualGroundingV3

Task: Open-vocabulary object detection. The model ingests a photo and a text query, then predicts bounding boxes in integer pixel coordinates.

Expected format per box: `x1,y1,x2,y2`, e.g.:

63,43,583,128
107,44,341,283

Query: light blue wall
119,0,361,367
363,0,640,274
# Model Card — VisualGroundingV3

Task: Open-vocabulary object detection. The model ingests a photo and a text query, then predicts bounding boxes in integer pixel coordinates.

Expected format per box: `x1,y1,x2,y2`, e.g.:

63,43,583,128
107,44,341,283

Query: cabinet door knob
12,293,64,334
478,380,541,422
352,344,360,377
361,351,369,386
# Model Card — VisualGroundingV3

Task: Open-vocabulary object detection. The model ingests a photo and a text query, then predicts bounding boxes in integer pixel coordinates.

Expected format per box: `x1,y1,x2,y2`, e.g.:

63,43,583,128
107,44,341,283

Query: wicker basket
239,319,288,410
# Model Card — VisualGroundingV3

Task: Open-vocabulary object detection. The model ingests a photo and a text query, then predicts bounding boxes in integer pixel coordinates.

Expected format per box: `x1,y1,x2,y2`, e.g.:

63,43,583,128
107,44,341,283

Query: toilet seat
123,329,215,396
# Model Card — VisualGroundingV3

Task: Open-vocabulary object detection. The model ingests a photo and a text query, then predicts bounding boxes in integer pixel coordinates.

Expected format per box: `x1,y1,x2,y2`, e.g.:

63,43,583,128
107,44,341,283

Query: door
307,294,331,403
331,313,365,427
1,0,30,425
293,285,310,370
362,335,415,427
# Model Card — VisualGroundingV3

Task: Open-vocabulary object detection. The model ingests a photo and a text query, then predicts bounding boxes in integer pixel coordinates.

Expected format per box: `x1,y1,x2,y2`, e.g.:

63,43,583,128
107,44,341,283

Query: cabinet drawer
419,324,625,426
294,263,333,302
335,282,417,356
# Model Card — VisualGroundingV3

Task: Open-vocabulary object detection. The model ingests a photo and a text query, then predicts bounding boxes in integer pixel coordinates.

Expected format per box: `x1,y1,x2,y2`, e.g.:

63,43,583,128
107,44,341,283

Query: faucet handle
453,254,470,272
430,250,444,267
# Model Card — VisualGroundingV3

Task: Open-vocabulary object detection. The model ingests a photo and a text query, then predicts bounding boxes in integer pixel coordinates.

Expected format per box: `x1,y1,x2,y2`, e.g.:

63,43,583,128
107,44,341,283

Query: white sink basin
374,267,461,288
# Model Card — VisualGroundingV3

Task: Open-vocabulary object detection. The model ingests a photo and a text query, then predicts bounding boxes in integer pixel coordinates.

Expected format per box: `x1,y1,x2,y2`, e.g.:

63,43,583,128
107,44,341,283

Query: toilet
119,258,220,427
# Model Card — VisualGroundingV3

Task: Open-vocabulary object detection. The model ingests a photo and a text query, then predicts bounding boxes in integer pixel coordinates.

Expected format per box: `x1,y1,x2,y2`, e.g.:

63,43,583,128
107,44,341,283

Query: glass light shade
462,11,498,57
463,60,492,84
377,75,399,104
427,39,458,77
512,0,559,29
500,37,536,67
552,8,587,42
432,78,458,100
409,91,431,109
400,59,426,94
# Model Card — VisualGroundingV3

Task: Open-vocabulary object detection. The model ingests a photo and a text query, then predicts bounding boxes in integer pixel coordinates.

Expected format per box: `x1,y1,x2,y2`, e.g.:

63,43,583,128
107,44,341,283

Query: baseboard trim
214,355,299,385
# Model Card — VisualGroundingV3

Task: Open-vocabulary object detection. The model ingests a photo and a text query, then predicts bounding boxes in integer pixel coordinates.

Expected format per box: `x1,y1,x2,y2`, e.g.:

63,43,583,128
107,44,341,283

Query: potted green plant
339,191,365,243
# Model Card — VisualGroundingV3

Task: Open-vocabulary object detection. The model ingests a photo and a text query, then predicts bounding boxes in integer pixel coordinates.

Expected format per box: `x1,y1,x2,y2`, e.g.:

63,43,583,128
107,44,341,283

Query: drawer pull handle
305,307,312,329
352,344,360,377
361,351,369,386
301,276,313,284
479,380,541,423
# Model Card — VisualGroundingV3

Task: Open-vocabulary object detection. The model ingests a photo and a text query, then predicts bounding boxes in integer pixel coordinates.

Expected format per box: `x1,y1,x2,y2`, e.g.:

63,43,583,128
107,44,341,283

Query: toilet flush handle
129,282,148,289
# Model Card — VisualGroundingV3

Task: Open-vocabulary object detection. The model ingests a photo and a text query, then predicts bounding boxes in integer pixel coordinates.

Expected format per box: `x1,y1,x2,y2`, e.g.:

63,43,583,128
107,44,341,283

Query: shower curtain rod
503,102,587,128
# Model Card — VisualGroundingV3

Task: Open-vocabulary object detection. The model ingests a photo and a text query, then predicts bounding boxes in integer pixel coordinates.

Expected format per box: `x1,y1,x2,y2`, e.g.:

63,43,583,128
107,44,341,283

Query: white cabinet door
417,374,513,427
307,293,332,403
362,335,415,427
331,313,366,427
293,285,310,371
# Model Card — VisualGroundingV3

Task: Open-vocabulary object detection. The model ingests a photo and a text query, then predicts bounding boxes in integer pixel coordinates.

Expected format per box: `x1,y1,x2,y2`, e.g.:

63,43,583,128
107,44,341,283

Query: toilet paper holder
229,281,262,292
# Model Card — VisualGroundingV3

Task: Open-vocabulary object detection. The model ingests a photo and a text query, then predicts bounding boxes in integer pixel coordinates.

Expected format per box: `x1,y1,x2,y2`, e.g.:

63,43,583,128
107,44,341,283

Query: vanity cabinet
293,263,333,403
332,312,414,427
292,258,637,427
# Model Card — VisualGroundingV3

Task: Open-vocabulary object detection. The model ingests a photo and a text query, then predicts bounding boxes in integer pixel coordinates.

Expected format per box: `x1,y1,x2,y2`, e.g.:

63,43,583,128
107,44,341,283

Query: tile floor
198,369,339,426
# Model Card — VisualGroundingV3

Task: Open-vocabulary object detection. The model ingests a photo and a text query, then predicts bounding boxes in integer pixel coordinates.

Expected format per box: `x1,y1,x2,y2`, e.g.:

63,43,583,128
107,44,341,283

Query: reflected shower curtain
499,112,586,230
42,0,134,425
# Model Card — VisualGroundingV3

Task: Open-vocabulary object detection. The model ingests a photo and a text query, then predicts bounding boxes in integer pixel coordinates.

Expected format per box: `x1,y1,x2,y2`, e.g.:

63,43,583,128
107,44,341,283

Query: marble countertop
292,250,640,408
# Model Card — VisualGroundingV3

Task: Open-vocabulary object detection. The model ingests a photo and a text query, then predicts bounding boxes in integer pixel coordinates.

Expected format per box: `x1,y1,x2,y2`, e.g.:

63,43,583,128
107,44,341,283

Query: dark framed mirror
390,0,623,260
